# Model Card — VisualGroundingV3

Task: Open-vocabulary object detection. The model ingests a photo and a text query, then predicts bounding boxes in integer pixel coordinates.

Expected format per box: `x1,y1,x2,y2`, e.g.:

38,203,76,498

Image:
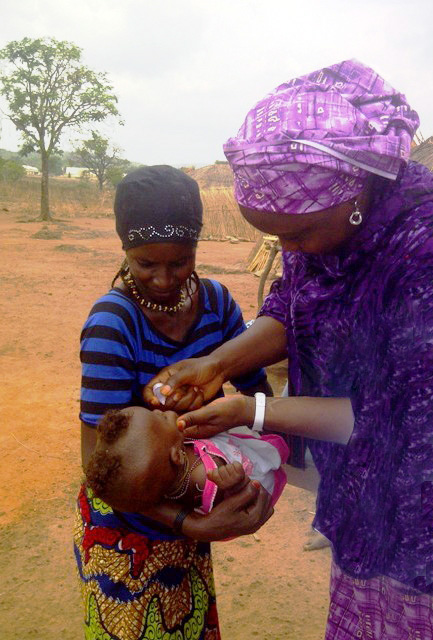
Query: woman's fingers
177,406,210,429
143,357,225,408
162,360,213,397
188,389,205,412
226,479,261,511
241,483,274,529
143,367,179,406
179,395,252,437
180,396,235,425
144,377,203,412
167,386,203,412
178,401,230,438
183,481,274,541
181,424,224,438
163,358,224,403
142,363,196,406
221,481,274,531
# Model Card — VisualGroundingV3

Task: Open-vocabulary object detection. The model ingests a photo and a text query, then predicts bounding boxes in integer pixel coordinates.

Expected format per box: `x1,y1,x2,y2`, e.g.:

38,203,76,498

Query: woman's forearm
181,394,354,445
213,316,287,381
143,316,286,410
262,396,354,444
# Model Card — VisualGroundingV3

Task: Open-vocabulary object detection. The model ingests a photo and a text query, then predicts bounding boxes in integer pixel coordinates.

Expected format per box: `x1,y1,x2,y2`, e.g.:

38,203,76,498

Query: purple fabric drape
224,59,420,214
259,161,433,592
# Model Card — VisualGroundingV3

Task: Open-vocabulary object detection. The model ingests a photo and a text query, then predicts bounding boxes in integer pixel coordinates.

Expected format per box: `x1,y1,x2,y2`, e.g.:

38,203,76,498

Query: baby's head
85,406,184,512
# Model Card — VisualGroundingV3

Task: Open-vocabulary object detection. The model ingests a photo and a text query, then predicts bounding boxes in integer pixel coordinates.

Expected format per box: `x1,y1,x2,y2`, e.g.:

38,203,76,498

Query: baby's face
118,406,185,501
129,406,184,452
122,407,184,474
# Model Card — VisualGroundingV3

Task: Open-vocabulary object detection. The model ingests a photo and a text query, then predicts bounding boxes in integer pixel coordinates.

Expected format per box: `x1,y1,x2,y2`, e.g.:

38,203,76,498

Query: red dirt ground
0,212,331,639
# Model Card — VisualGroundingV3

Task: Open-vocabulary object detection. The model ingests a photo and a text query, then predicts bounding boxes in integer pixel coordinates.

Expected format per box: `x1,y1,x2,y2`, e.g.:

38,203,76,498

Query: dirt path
0,212,330,639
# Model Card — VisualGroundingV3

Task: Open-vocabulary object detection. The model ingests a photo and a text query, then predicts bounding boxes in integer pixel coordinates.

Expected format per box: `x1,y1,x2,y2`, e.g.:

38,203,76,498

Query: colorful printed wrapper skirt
74,485,221,640
325,558,433,639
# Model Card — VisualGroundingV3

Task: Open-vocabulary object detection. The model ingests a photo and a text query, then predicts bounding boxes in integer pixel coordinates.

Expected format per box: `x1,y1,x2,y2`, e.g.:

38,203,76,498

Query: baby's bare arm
207,461,248,495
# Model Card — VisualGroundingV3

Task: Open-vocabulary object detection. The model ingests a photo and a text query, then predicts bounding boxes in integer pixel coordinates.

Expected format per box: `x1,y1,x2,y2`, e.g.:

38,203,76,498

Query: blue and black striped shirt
80,278,265,426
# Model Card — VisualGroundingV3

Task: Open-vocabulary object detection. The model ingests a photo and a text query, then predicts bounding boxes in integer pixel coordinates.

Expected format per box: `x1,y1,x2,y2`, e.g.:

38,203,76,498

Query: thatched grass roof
184,144,433,192
183,163,234,189
410,136,433,170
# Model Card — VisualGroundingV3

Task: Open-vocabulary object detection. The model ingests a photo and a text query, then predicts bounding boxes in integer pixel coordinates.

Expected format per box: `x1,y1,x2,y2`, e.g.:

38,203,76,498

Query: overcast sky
0,0,432,166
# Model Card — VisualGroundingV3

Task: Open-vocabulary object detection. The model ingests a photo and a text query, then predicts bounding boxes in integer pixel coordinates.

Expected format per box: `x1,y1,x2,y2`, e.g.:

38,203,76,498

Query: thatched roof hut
182,163,234,189
410,136,433,170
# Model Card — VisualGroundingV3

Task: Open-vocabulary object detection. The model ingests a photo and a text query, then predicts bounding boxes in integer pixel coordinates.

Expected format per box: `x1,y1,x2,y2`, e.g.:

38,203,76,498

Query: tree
0,37,120,220
74,132,124,191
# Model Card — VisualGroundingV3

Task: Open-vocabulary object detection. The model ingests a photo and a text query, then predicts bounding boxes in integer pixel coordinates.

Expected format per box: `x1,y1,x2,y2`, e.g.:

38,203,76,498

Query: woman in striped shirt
74,165,273,640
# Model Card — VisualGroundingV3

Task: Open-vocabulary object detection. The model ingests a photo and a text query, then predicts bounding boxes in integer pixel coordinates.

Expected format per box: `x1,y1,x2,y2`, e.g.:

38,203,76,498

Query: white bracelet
252,392,266,432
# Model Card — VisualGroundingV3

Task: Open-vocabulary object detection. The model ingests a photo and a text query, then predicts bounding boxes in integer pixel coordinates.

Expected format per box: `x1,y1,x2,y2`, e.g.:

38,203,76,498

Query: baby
85,405,288,515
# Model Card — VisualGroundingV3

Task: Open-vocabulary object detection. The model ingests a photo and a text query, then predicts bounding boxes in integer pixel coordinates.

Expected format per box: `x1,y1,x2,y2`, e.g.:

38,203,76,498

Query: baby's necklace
164,451,202,500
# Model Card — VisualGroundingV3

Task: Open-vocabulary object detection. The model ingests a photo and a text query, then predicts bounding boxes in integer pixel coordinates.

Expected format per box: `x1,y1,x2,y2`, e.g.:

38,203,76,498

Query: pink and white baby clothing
186,431,289,514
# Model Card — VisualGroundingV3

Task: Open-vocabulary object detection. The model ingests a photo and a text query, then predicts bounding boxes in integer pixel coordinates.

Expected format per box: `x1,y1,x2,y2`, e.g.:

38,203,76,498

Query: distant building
22,165,39,175
65,166,96,180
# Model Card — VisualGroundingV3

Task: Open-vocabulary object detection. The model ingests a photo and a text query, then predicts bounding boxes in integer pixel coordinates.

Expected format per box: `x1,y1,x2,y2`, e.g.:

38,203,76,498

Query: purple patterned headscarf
223,59,420,214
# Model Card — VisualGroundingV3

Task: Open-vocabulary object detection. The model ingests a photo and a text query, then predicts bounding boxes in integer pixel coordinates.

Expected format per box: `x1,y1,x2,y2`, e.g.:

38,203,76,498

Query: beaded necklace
164,449,203,500
121,267,186,313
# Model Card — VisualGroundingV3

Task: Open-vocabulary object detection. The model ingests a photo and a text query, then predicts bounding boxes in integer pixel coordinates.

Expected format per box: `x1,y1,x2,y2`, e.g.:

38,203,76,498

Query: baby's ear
169,445,184,467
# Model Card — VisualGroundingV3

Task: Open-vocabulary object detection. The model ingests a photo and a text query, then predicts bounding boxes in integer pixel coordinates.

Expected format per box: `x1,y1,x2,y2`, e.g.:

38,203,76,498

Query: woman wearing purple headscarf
144,60,433,638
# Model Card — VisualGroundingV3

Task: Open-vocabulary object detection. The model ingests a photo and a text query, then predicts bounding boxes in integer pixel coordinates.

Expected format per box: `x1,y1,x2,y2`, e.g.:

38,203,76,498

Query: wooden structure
247,235,282,308
410,136,433,171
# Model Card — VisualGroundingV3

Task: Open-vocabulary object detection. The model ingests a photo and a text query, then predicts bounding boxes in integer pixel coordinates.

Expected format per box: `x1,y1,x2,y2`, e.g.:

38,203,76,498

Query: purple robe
259,161,433,592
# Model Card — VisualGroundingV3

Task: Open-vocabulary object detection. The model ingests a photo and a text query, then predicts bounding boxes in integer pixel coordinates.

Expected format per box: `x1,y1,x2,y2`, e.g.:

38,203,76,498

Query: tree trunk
40,151,52,221
97,174,104,191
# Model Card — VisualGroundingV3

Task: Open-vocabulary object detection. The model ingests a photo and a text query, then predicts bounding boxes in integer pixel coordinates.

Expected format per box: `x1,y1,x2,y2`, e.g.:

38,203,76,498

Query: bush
0,158,26,182
106,166,125,188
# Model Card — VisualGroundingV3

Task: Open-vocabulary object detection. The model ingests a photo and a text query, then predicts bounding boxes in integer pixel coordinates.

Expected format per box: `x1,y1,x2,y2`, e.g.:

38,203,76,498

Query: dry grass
0,176,258,240
0,175,113,218
200,187,259,240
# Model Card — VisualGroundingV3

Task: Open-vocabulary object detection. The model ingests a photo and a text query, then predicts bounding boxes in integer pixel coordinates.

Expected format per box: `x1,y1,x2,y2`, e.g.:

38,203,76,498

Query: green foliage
0,148,22,161
21,151,64,175
74,131,127,190
0,36,120,218
105,165,126,188
47,154,64,176
0,37,120,155
14,151,42,170
0,148,63,175
0,157,25,182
